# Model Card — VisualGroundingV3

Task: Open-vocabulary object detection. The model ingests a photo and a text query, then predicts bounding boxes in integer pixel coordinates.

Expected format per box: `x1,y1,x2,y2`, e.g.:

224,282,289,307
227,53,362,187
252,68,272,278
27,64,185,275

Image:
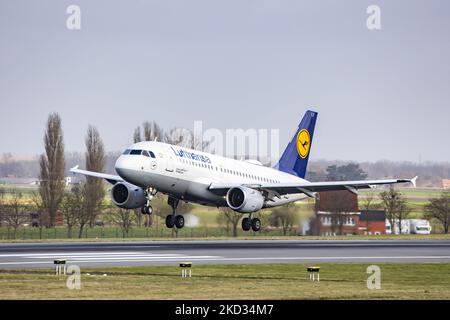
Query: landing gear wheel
242,217,251,231
165,215,175,228
141,206,153,215
175,215,185,229
251,218,261,232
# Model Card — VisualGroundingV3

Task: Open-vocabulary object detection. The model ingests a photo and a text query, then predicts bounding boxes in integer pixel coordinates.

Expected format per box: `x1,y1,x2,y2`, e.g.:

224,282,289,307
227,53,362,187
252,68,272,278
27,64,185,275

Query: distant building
312,211,360,236
308,191,386,236
358,210,386,235
0,176,76,186
442,179,450,189
0,177,39,185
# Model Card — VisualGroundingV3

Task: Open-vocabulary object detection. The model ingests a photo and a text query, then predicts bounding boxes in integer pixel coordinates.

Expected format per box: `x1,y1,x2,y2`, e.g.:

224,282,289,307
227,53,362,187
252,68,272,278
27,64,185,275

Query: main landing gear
242,216,261,232
165,197,185,229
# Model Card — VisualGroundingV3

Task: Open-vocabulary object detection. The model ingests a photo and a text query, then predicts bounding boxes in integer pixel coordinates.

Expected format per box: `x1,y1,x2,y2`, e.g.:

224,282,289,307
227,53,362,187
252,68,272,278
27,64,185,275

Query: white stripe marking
0,256,449,265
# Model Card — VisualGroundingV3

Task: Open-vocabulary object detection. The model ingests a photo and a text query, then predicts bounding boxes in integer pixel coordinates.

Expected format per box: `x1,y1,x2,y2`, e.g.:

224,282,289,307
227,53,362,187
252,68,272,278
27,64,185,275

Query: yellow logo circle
296,129,310,159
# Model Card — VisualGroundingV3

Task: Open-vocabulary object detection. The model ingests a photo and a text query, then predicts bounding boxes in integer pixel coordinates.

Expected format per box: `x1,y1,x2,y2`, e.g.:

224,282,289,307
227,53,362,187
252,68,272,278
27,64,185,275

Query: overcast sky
1,0,449,162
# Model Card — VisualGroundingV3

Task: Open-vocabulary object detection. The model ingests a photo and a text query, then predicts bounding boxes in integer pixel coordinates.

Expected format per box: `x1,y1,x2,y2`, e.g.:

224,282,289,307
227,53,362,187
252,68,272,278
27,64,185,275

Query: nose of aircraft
115,155,132,178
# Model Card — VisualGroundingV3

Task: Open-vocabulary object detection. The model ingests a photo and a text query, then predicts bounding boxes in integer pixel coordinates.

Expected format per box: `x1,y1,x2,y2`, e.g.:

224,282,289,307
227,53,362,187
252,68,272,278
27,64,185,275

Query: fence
0,226,299,240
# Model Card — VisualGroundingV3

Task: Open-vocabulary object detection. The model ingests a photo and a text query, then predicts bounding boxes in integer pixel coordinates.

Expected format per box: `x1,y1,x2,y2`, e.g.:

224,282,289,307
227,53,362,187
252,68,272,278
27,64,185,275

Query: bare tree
0,187,6,227
379,187,410,234
84,125,106,227
269,203,297,235
30,192,48,239
77,184,92,238
165,127,211,152
4,190,28,239
425,191,450,234
143,121,163,141
217,208,242,237
60,185,84,238
361,191,377,211
39,113,65,227
315,191,355,235
110,207,136,237
133,126,142,143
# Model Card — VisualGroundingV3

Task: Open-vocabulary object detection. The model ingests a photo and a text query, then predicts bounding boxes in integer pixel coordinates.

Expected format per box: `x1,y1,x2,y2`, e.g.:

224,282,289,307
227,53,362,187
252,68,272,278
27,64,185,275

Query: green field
0,263,449,299
358,187,444,218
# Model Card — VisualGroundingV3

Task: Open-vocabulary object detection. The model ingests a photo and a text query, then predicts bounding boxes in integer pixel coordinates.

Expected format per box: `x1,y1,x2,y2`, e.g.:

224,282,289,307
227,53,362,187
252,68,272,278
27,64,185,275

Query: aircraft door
165,148,174,172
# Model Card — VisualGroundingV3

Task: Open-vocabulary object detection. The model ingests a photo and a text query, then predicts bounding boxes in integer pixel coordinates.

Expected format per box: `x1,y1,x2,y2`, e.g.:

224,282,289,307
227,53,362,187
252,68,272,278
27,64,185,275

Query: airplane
70,110,417,232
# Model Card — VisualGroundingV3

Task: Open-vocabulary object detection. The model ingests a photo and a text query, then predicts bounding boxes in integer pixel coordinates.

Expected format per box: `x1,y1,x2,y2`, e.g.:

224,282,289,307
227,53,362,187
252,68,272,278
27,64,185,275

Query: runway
0,240,449,269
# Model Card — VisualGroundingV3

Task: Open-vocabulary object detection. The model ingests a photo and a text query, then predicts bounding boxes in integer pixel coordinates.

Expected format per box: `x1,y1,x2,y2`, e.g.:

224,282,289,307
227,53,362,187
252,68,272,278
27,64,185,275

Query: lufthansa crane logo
296,129,310,159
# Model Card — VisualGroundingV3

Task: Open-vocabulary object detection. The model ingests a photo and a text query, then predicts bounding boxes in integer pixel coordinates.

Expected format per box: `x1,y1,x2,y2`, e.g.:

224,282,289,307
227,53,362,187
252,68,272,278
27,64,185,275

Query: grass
0,263,449,299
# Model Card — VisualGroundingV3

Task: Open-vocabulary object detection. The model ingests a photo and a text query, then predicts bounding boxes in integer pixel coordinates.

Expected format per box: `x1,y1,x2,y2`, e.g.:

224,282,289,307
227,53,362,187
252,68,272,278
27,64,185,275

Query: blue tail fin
274,110,318,179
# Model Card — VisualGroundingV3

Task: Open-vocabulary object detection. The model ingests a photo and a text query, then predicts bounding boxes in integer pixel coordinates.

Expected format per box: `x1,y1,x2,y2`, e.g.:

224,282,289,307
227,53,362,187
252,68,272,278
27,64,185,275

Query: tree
325,192,355,235
217,208,242,237
60,185,84,238
425,191,450,234
133,126,142,143
84,125,106,227
143,121,163,142
134,121,164,143
326,163,368,181
379,187,410,234
30,192,48,239
4,189,28,239
110,207,135,237
361,191,378,211
77,184,91,238
0,187,6,227
269,203,297,235
306,171,327,182
39,113,65,227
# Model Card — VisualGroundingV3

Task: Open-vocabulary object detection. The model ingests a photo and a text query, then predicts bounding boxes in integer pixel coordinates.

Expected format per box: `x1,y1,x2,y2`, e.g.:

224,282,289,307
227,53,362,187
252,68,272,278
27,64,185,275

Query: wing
208,176,418,197
70,165,123,185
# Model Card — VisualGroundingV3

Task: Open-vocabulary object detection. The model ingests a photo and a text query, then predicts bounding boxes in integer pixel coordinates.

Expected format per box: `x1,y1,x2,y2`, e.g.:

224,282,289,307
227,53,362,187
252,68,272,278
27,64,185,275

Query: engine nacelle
111,182,146,209
226,186,264,213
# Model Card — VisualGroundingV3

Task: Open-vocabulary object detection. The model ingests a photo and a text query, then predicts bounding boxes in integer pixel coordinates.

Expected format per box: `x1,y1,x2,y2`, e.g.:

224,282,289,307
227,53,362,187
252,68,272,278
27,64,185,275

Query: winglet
410,176,418,188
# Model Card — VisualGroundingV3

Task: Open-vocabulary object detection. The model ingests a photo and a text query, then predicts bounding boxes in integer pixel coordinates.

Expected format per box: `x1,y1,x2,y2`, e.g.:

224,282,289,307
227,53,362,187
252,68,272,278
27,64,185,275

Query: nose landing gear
141,187,157,215
141,205,153,215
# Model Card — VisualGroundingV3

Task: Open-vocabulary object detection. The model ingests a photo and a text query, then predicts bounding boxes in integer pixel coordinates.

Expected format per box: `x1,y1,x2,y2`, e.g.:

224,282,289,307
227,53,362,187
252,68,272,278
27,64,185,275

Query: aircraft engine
111,182,146,209
226,186,264,213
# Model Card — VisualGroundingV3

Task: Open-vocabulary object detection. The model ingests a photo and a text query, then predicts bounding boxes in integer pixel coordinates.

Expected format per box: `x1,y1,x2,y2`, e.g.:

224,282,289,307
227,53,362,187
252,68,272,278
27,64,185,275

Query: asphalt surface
0,240,449,269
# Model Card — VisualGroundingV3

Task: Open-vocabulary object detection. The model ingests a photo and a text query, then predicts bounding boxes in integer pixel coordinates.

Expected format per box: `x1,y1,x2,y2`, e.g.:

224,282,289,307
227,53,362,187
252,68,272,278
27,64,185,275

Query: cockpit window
129,149,142,155
141,150,156,158
122,149,131,155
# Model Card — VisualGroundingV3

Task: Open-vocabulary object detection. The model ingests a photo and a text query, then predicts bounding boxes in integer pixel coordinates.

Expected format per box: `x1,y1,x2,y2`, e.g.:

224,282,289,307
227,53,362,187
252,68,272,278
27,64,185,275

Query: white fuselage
114,141,309,208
